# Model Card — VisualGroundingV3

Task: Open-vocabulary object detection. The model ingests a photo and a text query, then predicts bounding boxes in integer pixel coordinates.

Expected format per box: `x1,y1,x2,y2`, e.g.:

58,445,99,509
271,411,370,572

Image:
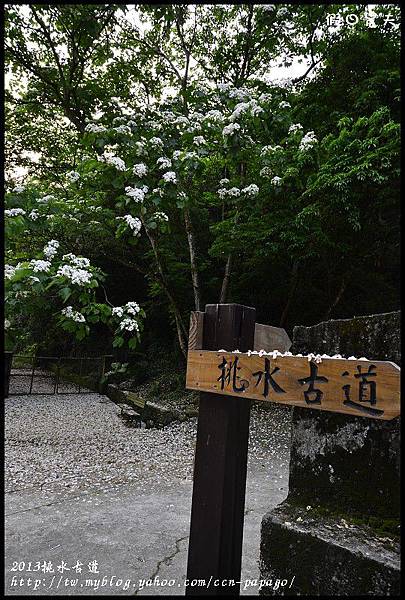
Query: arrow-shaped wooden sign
186,350,400,420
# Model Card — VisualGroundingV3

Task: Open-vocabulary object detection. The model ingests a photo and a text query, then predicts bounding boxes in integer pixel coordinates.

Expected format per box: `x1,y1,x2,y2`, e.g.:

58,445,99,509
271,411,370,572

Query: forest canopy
4,4,400,362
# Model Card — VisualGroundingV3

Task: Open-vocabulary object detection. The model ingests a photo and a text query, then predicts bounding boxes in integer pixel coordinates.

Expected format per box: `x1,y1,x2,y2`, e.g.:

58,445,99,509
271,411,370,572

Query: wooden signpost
186,351,400,420
184,304,400,596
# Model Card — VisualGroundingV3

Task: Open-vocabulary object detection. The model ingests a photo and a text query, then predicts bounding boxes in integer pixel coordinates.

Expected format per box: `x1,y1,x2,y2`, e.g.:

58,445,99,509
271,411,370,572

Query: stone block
260,502,400,596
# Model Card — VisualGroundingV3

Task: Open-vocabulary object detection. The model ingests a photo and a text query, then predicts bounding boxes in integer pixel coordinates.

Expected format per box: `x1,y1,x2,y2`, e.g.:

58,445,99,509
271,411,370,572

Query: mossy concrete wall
259,311,400,596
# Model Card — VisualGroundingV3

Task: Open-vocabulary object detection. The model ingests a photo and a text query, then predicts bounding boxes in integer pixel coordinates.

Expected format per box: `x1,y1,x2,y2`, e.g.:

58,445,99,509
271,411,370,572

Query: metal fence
8,354,113,396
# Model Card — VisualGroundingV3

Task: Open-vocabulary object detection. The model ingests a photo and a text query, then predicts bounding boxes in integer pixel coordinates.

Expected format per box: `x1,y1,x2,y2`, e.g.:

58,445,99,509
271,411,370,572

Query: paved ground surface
5,386,292,596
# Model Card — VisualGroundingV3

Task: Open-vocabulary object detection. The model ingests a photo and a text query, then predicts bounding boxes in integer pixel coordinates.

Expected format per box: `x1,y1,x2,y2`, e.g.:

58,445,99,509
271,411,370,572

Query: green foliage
4,4,400,356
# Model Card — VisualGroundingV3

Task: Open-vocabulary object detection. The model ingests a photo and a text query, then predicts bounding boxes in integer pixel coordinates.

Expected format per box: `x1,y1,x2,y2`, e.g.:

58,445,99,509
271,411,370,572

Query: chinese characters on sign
186,350,400,420
217,356,383,417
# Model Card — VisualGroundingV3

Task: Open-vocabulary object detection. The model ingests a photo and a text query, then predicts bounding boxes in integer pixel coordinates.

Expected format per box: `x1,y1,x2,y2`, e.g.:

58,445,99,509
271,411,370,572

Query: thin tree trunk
323,277,347,321
279,260,300,327
142,220,188,356
219,254,232,304
184,207,201,311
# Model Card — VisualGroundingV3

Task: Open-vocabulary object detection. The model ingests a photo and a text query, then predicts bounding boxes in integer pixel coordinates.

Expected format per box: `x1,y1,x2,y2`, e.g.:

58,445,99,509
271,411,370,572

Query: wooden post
186,303,256,596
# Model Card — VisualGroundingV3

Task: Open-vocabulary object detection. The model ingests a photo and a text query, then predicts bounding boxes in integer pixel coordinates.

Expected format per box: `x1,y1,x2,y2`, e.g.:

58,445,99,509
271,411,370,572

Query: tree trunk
184,206,201,311
279,260,300,327
142,220,188,356
323,276,347,321
219,254,232,304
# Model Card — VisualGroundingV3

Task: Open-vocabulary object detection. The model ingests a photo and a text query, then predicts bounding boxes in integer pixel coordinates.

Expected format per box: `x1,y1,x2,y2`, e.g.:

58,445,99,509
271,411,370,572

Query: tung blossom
43,240,60,260
132,163,148,177
66,171,80,182
113,125,131,135
100,153,126,171
5,208,26,217
116,215,142,236
288,123,303,134
149,136,164,147
85,123,106,133
61,306,86,323
153,212,169,221
5,265,16,279
222,122,241,137
57,264,92,285
125,186,147,203
242,184,260,196
162,171,177,184
12,185,25,193
299,131,318,151
270,176,283,186
193,136,206,146
30,259,51,273
157,157,172,169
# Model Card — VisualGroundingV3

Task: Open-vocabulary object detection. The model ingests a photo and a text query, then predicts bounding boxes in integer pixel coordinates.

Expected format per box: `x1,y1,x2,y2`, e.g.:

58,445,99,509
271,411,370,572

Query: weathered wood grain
186,350,400,420
186,304,256,596
188,311,204,351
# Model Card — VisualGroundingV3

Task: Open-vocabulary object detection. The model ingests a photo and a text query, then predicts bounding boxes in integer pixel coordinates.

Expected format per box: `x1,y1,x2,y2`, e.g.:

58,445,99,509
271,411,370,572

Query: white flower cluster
43,240,59,260
85,123,106,133
228,87,250,101
299,131,318,151
119,318,139,333
13,185,25,193
154,211,169,221
62,254,90,268
259,93,272,102
125,185,148,203
37,195,55,204
219,178,229,186
218,187,241,199
100,153,126,171
114,125,132,135
203,110,224,123
277,7,289,17
229,99,264,122
260,145,282,156
270,176,283,186
174,116,189,126
162,171,177,184
157,157,172,169
135,141,147,156
5,208,26,217
288,123,303,134
57,254,92,286
61,306,86,323
242,184,260,196
112,301,142,334
222,123,241,137
30,259,51,273
66,171,80,182
133,163,148,177
279,101,291,109
5,264,16,279
172,151,181,160
260,167,272,178
193,136,206,146
112,301,141,319
116,215,142,236
149,137,164,148
28,208,39,221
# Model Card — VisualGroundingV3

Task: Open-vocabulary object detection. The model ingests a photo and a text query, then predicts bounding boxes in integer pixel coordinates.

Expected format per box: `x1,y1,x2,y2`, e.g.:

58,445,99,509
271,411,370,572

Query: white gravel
5,390,292,501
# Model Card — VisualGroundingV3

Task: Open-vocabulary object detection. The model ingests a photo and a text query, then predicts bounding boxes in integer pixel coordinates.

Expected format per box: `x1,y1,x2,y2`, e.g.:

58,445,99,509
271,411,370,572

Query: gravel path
5,392,292,500
5,386,292,596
